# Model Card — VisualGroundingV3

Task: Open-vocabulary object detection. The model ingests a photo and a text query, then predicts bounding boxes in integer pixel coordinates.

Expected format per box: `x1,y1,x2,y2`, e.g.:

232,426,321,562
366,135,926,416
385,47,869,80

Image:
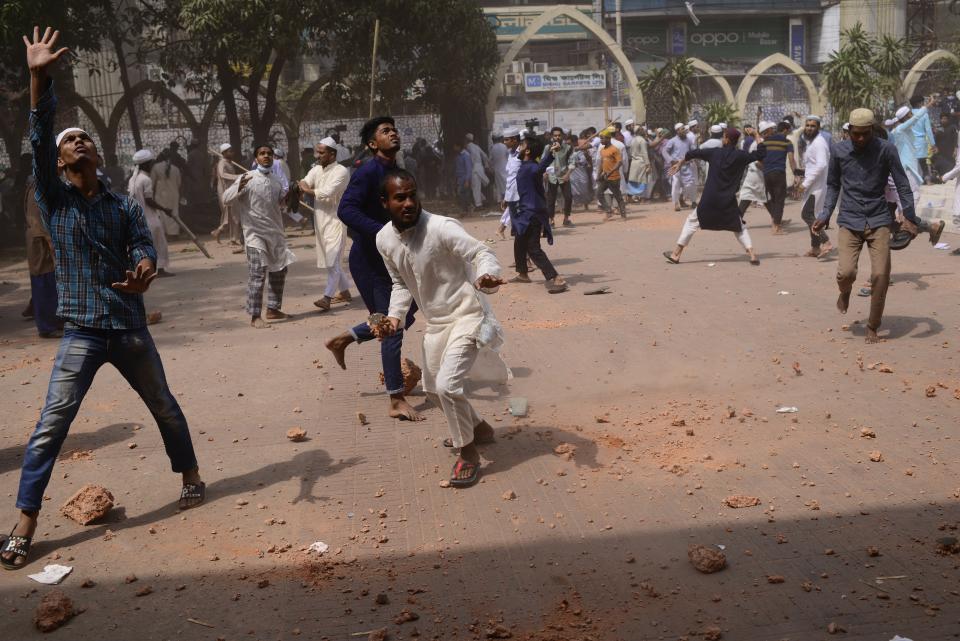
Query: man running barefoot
2,27,203,571
376,170,508,487
813,109,920,344
325,117,422,421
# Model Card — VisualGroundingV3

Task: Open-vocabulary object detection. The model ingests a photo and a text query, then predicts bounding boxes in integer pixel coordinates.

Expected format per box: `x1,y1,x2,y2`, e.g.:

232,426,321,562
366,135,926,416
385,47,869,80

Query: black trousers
514,217,558,281
763,171,786,225
597,178,626,216
801,194,829,249
546,180,572,219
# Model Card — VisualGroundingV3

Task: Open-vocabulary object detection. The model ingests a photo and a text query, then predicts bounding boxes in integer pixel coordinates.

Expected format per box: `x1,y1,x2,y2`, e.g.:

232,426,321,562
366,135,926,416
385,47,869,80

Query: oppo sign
691,31,776,47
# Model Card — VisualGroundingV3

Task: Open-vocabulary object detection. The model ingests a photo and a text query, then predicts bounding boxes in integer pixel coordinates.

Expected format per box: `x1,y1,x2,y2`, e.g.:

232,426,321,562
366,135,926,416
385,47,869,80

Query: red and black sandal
449,459,480,488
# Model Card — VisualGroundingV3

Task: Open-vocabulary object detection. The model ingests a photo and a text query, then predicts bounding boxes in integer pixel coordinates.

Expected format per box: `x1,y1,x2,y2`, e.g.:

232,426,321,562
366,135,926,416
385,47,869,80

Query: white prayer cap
883,118,897,127
132,149,155,165
895,106,910,120
465,133,475,142
624,118,635,126
842,122,850,131
687,119,698,127
709,124,723,134
758,120,775,132
219,143,232,153
804,114,822,123
273,148,284,158
502,127,521,138
718,122,727,129
318,136,337,148
674,122,684,131
55,128,88,148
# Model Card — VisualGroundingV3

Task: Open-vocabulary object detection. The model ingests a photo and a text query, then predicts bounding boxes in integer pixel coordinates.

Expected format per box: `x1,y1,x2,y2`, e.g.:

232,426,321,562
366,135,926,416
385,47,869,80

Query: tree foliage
638,57,696,123
701,102,740,129
821,23,911,120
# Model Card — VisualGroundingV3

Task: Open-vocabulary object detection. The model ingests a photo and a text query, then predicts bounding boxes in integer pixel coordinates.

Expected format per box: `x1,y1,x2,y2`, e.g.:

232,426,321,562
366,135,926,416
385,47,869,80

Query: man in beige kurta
212,143,242,245
299,137,351,311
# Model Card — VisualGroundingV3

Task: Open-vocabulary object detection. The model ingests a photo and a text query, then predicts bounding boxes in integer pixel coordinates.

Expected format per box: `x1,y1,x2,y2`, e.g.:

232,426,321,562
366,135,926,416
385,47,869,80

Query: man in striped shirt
1,27,203,571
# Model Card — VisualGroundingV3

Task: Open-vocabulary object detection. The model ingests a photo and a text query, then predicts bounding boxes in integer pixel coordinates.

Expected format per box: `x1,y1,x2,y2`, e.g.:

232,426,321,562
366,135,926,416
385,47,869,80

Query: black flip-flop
663,251,679,264
1,529,32,571
449,459,480,488
546,281,569,294
178,482,206,510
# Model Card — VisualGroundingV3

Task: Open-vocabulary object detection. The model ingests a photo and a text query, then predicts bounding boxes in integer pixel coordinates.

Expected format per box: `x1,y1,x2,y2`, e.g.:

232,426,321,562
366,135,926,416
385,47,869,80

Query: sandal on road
178,482,206,510
442,434,496,449
663,251,679,264
1,529,32,570
449,459,480,488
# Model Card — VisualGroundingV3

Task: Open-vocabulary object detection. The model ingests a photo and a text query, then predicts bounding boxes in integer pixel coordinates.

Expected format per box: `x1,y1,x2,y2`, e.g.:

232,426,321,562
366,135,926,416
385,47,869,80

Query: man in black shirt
933,113,958,179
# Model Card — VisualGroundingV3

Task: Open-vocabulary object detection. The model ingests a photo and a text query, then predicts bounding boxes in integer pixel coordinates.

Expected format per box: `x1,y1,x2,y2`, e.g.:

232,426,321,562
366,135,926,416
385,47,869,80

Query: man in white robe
150,150,181,237
796,116,833,257
377,169,507,488
498,128,522,238
223,144,296,328
299,137,351,311
664,124,696,210
212,143,243,245
128,149,174,276
465,133,490,209
490,134,509,204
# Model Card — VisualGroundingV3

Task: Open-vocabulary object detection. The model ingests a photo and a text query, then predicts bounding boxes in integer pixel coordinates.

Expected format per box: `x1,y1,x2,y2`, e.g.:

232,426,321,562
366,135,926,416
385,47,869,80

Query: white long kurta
150,161,182,236
738,139,768,203
377,211,508,448
799,134,830,211
222,170,295,272
302,162,350,268
128,170,169,270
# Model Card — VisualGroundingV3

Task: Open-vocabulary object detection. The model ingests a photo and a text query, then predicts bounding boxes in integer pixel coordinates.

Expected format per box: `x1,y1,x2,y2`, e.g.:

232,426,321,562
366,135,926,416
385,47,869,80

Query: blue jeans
30,271,59,334
16,325,197,511
348,246,416,395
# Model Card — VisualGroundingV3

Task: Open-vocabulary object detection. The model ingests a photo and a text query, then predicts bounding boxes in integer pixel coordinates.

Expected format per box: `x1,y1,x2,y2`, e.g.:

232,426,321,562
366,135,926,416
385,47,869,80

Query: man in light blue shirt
909,95,936,184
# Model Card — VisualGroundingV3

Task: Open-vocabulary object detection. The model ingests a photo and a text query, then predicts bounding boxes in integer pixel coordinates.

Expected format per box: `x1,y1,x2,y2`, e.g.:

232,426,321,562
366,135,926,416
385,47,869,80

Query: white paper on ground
776,406,799,413
934,242,950,250
307,541,329,555
27,564,73,585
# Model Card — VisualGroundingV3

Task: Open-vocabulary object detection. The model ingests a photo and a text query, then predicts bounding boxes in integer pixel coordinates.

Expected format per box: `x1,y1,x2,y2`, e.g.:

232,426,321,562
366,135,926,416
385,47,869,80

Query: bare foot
325,332,354,369
474,420,495,443
251,317,268,328
817,243,833,258
265,309,289,320
865,326,880,343
836,291,850,314
1,510,38,568
389,395,424,421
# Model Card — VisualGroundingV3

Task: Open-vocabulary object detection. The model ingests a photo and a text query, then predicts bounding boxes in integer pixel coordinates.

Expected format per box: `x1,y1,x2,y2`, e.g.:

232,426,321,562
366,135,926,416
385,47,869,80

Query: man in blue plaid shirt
1,27,204,571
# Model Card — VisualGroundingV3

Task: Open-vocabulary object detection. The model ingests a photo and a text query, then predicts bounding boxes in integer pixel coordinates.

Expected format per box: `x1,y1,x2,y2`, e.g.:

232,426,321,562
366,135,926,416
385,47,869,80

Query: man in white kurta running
128,149,174,276
498,127,522,238
465,133,491,209
796,116,832,258
377,169,508,488
299,137,351,312
223,144,296,328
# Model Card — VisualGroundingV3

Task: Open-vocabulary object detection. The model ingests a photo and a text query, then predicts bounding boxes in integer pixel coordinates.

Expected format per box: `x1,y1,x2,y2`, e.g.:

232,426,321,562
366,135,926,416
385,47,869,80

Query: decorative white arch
485,5,645,127
901,49,959,101
688,57,737,110
735,52,822,116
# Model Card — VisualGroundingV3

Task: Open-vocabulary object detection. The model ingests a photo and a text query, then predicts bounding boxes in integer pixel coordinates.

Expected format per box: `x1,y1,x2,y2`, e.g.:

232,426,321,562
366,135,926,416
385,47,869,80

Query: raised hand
111,260,157,294
23,26,69,73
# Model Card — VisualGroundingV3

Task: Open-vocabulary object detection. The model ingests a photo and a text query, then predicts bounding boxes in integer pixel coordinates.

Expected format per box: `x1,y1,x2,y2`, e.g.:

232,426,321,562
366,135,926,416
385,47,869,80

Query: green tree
701,102,740,129
638,56,696,124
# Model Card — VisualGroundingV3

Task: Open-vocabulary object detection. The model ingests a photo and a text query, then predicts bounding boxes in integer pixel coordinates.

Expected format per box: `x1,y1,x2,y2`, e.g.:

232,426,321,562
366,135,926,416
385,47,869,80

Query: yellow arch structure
688,57,736,109
735,52,822,116
901,49,959,101
485,5,644,126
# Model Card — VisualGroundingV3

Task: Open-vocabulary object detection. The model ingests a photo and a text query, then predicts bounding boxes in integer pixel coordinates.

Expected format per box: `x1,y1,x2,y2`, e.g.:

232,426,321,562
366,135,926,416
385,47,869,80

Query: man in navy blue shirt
760,121,796,234
813,108,919,344
325,117,422,421
2,27,203,571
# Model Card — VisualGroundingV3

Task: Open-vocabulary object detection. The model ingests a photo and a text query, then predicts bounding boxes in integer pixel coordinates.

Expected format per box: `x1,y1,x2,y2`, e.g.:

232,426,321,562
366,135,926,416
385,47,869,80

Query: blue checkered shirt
31,82,156,329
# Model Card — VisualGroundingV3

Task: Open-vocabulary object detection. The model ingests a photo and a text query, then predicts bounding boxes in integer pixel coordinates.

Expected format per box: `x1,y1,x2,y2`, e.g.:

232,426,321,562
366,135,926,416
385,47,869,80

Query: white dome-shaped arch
688,57,737,110
901,49,959,101
735,53,822,116
485,5,645,127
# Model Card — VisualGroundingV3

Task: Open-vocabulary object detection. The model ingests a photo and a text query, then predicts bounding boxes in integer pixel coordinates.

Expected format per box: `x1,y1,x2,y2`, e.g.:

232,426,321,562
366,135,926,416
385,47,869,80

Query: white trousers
676,211,753,249
323,256,352,298
147,215,169,270
422,319,483,449
471,170,489,208
671,175,697,206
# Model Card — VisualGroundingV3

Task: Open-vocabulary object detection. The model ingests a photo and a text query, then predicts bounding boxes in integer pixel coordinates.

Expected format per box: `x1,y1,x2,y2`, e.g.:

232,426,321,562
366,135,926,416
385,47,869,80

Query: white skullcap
502,127,521,138
895,106,910,120
759,120,775,132
273,148,284,158
687,119,698,127
55,128,88,148
674,122,684,131
709,124,723,134
804,115,822,123
318,136,337,149
883,118,897,127
842,122,850,131
624,119,635,126
465,133,475,142
219,143,232,153
132,149,155,165
718,122,727,129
